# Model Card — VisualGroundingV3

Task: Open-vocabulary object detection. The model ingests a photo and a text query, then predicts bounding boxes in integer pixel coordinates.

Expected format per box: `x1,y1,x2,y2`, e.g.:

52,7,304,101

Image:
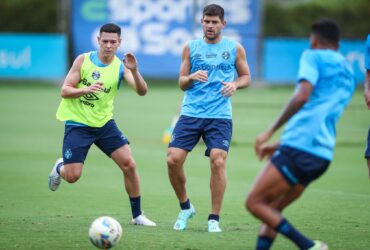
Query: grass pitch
0,82,368,249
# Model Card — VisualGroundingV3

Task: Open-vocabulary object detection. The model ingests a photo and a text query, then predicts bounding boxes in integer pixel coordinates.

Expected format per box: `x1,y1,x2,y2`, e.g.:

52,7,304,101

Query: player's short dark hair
311,19,340,45
100,23,121,37
203,4,224,21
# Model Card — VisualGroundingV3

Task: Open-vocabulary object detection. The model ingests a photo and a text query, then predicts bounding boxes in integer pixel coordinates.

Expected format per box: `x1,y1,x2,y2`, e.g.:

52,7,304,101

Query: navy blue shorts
62,119,129,164
365,127,370,159
271,145,330,186
168,115,232,156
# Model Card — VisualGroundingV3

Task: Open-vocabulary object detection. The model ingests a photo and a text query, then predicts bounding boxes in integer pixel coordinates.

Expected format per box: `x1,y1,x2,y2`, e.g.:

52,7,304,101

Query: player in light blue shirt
167,4,251,233
181,37,238,119
364,34,370,178
246,19,355,250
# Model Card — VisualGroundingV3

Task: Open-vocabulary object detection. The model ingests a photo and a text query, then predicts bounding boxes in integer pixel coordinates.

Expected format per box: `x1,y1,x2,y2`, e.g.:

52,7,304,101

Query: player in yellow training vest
49,23,156,226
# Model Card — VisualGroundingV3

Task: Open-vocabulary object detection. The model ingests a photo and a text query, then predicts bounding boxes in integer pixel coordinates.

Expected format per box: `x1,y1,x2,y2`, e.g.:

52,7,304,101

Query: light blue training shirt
366,34,370,70
181,37,237,119
280,49,356,160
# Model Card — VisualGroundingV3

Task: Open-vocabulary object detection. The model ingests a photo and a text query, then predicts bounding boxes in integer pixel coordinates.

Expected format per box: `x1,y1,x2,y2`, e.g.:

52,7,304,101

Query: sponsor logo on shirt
206,53,217,59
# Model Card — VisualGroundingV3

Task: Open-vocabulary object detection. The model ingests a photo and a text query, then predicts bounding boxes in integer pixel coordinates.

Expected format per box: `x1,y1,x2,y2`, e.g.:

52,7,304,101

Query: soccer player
364,34,370,178
48,23,156,226
167,4,251,232
246,19,355,250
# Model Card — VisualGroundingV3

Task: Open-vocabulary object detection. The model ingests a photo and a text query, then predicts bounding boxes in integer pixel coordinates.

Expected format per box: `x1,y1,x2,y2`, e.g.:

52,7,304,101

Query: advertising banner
0,34,67,80
263,38,365,84
72,0,261,78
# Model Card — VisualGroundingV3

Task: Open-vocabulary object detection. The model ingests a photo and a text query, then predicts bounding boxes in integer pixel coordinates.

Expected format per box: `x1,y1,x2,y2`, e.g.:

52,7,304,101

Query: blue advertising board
71,0,261,78
0,34,67,80
263,38,366,84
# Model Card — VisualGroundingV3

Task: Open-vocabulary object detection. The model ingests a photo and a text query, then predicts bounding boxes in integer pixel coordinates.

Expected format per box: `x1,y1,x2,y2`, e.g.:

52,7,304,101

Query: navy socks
180,198,190,210
129,196,142,219
275,218,314,250
256,235,275,250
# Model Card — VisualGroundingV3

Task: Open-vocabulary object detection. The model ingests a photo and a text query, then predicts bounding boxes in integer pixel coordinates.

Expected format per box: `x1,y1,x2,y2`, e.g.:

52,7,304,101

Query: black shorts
62,119,129,164
271,145,330,186
365,127,370,159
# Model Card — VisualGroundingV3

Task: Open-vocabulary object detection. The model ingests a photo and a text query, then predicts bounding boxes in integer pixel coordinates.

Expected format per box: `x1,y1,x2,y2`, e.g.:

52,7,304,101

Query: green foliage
0,0,58,33
264,0,370,38
0,83,369,249
0,0,369,38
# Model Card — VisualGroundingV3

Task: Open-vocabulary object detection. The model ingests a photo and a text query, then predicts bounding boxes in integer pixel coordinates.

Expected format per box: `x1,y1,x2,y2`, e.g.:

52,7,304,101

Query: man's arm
123,53,148,96
364,69,370,109
254,80,313,156
178,44,208,91
60,54,104,98
220,43,251,97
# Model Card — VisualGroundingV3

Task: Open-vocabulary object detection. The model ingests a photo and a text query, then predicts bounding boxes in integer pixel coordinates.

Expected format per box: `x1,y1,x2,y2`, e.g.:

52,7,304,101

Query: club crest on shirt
92,70,101,80
222,51,230,60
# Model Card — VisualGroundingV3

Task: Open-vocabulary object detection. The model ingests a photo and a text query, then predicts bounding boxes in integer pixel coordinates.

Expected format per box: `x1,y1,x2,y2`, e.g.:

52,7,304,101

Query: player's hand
123,53,138,71
84,82,104,94
220,81,236,97
255,130,273,157
257,142,279,161
190,70,208,82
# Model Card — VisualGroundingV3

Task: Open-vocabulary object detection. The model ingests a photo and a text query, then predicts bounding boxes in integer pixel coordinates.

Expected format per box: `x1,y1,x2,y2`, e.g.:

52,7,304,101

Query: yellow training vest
56,52,122,127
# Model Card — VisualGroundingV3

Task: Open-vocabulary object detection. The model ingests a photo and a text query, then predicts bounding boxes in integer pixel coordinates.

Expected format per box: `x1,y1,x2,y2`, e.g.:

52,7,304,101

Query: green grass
0,82,369,249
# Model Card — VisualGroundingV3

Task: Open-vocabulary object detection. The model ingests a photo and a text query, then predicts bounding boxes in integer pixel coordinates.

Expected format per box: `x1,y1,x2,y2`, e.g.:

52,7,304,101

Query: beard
204,30,219,41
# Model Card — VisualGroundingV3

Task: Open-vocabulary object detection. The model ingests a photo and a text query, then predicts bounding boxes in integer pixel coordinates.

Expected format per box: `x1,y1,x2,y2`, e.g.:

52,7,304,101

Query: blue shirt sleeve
365,34,370,70
297,50,319,86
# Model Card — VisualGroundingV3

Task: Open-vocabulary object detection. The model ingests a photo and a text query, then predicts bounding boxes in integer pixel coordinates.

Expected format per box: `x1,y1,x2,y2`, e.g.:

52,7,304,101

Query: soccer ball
88,216,122,249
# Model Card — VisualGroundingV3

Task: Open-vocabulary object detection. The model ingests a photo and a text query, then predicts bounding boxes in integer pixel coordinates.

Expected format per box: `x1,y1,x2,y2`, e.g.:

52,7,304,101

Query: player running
48,23,156,227
246,19,355,250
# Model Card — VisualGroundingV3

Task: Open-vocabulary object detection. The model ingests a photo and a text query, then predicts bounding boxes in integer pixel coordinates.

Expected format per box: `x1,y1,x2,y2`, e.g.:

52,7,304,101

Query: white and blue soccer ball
88,216,122,249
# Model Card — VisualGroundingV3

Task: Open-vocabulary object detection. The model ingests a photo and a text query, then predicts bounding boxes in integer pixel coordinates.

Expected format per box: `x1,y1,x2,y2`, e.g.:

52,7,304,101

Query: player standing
246,19,355,250
167,4,251,232
48,23,156,226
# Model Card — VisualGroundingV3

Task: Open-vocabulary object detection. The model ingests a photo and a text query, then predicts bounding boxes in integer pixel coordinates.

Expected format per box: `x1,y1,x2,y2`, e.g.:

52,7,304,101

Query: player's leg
253,185,305,249
209,149,227,215
167,147,189,203
111,144,140,197
60,163,84,183
246,162,315,250
167,115,201,230
94,120,155,226
203,118,232,232
207,148,227,232
167,147,196,230
49,125,92,191
110,144,156,226
247,145,330,250
365,127,370,179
